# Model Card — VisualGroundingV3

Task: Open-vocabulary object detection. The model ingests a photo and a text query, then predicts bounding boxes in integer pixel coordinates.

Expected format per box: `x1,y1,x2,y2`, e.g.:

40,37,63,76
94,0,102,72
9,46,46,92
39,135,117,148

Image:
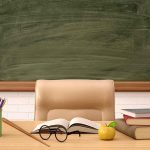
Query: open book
32,117,99,134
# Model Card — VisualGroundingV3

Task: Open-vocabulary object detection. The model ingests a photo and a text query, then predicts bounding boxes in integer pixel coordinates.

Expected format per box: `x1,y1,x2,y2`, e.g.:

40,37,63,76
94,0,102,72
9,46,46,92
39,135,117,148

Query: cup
0,109,2,137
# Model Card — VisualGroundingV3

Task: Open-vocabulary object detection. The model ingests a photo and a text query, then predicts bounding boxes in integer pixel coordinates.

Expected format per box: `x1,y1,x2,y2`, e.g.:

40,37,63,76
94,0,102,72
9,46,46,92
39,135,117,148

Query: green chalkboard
0,0,150,81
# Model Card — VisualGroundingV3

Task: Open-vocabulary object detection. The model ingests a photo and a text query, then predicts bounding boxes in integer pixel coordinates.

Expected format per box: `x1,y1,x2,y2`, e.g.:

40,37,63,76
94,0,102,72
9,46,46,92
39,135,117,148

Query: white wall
1,92,35,120
1,92,150,120
115,92,150,118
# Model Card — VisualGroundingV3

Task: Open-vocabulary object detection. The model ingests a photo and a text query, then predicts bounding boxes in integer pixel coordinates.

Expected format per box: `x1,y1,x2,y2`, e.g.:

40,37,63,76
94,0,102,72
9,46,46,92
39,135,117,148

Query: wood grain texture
2,118,50,147
115,81,150,91
0,81,150,91
1,121,150,150
0,0,150,81
0,81,35,91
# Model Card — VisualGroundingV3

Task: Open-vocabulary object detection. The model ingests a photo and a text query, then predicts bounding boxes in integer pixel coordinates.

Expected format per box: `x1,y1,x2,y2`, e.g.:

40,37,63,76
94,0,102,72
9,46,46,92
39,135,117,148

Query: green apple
98,121,117,140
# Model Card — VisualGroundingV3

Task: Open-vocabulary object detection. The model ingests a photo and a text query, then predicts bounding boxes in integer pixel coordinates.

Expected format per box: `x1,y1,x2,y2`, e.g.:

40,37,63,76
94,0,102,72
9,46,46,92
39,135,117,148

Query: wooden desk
0,121,150,150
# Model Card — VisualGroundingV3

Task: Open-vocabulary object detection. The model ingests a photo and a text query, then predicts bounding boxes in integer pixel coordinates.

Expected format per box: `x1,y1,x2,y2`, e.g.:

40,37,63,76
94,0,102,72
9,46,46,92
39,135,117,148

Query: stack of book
115,108,150,139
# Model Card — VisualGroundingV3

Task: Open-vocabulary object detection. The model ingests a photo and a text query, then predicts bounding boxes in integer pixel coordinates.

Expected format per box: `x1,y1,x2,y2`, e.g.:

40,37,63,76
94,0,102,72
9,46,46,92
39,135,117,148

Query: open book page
69,117,99,129
67,117,99,133
32,119,69,133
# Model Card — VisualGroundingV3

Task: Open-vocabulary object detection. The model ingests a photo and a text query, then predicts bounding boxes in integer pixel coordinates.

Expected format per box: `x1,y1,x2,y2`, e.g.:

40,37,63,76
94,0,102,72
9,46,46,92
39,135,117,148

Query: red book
123,114,150,126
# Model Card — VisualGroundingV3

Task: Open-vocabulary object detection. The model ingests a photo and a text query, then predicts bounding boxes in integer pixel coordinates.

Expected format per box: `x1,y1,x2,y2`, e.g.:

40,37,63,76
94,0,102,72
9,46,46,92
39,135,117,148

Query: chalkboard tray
0,81,150,92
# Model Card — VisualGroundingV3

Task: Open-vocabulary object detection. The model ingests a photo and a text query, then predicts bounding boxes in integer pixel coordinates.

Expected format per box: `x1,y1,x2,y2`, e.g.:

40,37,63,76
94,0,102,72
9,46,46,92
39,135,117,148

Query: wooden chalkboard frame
0,81,150,92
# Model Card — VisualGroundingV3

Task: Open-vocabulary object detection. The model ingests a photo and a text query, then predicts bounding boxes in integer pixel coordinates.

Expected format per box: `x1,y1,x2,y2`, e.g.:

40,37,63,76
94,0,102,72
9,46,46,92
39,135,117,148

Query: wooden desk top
0,121,150,150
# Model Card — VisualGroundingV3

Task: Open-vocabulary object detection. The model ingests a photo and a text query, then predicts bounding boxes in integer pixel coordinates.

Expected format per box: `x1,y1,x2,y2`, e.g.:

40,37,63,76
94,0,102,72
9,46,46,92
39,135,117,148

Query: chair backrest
35,80,115,121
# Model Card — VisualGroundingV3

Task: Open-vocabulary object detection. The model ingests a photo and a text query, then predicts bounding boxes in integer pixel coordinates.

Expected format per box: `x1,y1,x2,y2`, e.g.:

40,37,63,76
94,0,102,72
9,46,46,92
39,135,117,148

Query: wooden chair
35,80,115,121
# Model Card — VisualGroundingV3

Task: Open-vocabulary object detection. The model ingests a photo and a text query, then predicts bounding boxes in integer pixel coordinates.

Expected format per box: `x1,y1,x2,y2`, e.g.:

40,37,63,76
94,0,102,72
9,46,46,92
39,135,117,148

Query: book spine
115,119,137,139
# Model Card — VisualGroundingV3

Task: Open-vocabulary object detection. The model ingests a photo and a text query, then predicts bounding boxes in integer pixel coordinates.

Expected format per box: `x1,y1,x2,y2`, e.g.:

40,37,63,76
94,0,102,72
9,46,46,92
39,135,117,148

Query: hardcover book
121,109,150,117
32,117,99,134
123,114,150,126
115,119,150,139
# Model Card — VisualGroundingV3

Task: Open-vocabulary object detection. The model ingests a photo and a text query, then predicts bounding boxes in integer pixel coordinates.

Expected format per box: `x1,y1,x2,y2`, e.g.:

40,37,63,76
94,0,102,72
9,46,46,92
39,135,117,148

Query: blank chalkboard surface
0,0,150,81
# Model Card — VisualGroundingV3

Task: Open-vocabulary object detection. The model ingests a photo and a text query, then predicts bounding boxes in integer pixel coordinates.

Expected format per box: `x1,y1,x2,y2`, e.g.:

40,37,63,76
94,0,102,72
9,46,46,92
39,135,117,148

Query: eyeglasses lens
39,125,51,140
55,126,67,142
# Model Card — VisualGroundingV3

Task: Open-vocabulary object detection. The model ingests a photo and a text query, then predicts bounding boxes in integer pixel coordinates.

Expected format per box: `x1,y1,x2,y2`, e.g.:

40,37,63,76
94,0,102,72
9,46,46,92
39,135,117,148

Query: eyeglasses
39,125,81,142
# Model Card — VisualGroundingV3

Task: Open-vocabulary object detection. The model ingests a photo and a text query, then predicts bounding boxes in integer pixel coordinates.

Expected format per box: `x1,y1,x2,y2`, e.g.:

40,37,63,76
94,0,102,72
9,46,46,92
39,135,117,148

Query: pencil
1,99,6,108
0,99,4,108
0,99,6,109
2,118,50,147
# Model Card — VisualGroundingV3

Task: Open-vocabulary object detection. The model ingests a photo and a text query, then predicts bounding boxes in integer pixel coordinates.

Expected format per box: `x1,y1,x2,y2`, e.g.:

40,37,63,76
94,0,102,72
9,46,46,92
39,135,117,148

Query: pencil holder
0,109,2,137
